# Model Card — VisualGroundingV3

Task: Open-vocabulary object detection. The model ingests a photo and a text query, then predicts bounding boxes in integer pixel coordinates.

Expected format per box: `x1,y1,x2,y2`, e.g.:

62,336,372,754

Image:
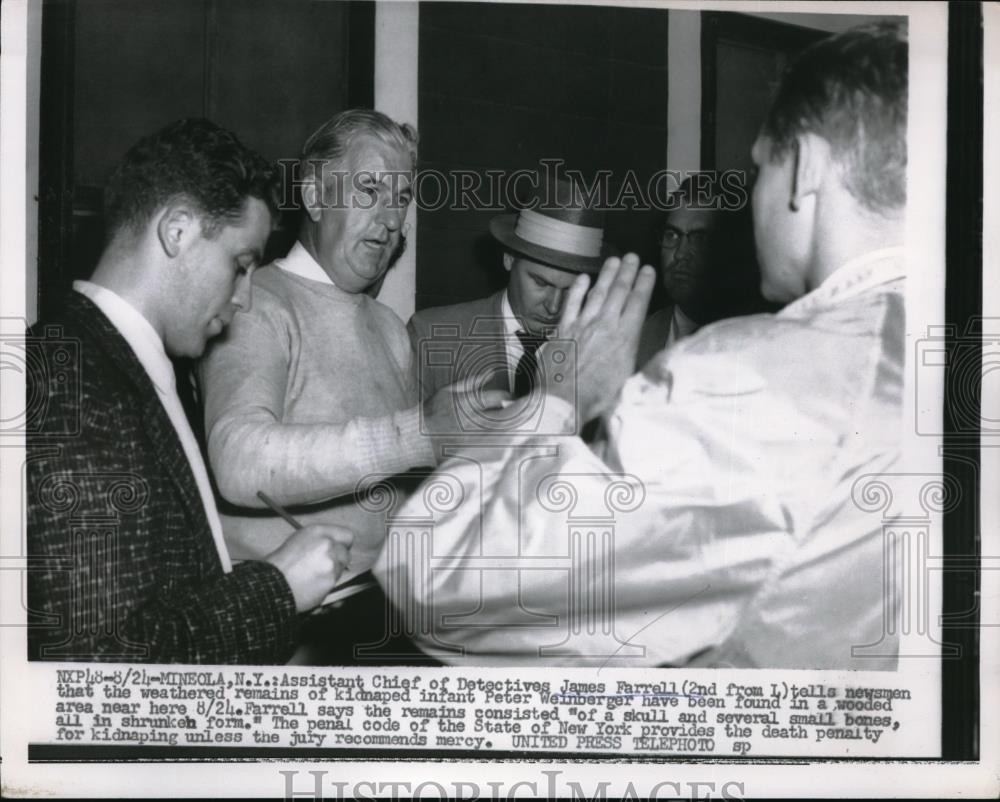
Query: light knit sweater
199,245,434,569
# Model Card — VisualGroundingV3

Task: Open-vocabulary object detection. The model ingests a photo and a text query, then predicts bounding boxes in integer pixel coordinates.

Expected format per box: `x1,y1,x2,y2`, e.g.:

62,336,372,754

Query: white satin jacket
375,249,906,669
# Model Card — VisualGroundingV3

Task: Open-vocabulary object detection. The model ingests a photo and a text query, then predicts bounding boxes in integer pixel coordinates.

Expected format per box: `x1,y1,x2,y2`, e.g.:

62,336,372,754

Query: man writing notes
408,173,616,401
28,120,352,663
377,22,908,670
200,110,501,577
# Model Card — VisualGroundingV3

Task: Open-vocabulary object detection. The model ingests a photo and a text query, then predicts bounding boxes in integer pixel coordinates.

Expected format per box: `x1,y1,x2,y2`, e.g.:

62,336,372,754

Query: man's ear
790,133,831,212
155,204,197,258
301,175,323,223
502,252,514,273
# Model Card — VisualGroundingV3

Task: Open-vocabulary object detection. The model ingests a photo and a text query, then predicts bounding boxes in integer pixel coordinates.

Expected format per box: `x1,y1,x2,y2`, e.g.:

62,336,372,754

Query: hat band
514,209,603,258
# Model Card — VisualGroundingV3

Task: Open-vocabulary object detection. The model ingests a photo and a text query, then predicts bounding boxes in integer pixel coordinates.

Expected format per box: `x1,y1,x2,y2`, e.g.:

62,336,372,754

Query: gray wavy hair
300,108,418,181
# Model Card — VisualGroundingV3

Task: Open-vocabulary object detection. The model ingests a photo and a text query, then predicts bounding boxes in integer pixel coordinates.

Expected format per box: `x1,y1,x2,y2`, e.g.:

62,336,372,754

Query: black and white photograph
0,0,994,797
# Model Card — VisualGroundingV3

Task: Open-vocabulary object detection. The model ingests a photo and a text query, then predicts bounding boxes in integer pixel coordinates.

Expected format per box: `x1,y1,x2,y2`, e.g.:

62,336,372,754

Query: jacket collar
462,289,508,337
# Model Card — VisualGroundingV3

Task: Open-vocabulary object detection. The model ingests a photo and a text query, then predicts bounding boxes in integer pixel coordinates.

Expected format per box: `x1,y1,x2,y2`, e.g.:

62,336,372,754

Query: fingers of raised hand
558,272,592,335
621,263,657,331
602,253,641,321
576,256,621,328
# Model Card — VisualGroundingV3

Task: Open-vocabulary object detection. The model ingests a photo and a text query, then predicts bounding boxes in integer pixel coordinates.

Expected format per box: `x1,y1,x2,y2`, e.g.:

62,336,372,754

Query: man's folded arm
207,405,432,508
201,313,434,508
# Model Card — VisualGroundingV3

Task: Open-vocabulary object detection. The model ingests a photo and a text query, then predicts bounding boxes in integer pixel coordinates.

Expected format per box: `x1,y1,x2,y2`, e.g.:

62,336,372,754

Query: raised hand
541,253,655,425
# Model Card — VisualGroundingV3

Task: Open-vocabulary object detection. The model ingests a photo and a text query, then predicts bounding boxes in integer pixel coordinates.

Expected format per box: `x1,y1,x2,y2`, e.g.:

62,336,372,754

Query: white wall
373,0,419,323
667,9,701,175
2,0,41,326
25,4,41,325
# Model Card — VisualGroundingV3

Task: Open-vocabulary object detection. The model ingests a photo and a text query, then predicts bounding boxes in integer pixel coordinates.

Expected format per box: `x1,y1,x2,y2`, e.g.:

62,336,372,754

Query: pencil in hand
256,490,302,530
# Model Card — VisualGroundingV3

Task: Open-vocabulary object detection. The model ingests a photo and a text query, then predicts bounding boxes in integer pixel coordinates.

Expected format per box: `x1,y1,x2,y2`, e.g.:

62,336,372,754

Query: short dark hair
104,118,279,238
762,21,908,213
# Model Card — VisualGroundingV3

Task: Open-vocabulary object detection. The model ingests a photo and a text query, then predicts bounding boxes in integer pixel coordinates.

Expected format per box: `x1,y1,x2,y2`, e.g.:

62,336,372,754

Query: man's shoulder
246,264,303,312
214,266,306,345
651,290,902,399
28,296,150,445
408,291,504,338
669,310,810,364
29,294,135,388
30,292,106,342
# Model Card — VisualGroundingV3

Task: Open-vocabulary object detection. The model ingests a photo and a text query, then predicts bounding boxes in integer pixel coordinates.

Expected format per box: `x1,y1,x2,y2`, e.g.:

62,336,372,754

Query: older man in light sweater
200,110,503,582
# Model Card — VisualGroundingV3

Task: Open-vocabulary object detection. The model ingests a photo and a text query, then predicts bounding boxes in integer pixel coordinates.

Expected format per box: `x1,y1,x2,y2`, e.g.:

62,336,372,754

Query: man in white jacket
376,22,909,670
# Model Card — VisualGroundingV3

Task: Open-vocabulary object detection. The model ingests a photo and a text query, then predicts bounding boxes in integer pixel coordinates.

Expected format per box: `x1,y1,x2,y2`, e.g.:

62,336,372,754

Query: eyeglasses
660,228,712,253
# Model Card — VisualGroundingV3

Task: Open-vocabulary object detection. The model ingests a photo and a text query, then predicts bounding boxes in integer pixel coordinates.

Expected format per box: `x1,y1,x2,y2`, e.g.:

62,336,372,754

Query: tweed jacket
407,290,512,400
27,293,299,663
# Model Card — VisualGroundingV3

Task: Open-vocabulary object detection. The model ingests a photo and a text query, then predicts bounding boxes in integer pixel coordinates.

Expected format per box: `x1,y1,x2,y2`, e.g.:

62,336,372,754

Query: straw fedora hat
489,172,616,274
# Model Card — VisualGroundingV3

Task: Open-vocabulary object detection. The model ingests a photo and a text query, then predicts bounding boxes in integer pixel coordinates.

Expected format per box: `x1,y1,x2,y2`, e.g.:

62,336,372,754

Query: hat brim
490,215,618,275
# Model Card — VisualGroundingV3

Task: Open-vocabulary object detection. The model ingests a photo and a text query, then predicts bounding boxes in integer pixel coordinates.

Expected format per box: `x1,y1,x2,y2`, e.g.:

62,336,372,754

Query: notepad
317,569,378,609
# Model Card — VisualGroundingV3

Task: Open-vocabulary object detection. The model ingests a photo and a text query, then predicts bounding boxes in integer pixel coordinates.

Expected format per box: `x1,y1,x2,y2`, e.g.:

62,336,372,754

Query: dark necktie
513,330,545,398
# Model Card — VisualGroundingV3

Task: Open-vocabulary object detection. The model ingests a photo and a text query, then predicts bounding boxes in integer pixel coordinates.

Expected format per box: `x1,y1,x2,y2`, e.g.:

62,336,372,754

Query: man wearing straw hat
408,172,616,402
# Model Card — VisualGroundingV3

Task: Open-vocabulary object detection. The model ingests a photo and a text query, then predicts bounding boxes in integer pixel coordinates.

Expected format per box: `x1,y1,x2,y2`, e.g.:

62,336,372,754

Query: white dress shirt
73,280,232,571
276,240,335,286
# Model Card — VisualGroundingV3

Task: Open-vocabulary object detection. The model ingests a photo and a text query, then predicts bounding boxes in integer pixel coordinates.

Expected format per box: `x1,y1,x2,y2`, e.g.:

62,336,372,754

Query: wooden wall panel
207,0,351,163
74,0,207,187
416,1,670,312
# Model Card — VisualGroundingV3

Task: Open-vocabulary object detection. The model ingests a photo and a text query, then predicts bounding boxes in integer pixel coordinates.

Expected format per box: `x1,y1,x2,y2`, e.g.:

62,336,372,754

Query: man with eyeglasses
636,176,766,369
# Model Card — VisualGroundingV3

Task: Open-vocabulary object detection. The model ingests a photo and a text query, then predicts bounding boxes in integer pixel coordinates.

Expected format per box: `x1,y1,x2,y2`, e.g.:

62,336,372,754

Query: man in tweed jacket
28,120,352,664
